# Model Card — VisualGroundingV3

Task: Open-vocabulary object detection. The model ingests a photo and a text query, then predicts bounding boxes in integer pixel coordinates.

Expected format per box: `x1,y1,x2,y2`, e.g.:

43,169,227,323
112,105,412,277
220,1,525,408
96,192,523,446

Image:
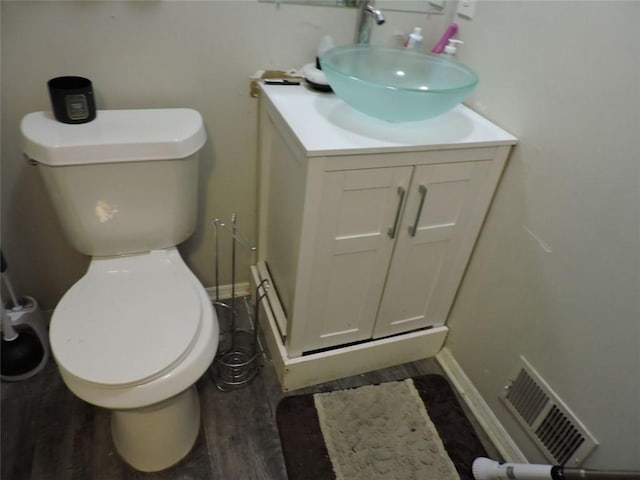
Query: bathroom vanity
254,83,516,391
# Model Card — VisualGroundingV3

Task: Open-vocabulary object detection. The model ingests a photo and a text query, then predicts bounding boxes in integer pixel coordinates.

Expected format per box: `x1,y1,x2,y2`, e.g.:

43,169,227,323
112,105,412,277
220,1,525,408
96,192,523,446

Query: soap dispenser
443,39,464,58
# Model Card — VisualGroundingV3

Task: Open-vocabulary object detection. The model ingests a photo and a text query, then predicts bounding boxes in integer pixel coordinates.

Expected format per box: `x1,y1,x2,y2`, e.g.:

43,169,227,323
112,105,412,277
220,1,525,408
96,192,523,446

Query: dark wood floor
1,299,498,480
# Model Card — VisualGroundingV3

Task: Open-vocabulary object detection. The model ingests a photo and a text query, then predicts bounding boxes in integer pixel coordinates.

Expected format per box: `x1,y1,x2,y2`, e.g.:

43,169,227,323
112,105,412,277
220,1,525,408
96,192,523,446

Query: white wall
1,0,355,308
446,0,640,469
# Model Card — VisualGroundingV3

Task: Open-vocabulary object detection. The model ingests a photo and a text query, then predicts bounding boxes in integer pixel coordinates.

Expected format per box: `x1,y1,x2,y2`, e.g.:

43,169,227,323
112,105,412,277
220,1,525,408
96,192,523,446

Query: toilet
20,108,219,472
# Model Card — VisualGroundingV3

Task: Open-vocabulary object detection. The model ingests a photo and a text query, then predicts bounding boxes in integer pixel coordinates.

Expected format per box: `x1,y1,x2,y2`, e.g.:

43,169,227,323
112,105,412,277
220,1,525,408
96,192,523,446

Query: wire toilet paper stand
211,214,269,391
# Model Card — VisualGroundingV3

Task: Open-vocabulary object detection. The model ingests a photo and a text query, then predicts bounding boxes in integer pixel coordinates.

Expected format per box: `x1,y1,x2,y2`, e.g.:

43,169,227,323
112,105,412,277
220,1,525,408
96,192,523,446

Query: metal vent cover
500,357,598,466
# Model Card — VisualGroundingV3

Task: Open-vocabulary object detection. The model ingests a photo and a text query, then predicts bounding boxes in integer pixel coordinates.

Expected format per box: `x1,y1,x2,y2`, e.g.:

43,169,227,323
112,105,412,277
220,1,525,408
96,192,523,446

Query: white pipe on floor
472,457,640,480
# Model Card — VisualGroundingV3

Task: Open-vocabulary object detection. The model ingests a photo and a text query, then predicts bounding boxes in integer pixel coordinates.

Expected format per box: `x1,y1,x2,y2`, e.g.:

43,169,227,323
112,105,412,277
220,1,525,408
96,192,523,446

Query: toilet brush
1,307,44,379
1,251,46,380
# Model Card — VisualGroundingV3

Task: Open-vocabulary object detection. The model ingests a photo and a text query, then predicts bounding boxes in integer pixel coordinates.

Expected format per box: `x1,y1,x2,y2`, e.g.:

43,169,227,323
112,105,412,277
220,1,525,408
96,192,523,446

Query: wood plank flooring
1,299,498,480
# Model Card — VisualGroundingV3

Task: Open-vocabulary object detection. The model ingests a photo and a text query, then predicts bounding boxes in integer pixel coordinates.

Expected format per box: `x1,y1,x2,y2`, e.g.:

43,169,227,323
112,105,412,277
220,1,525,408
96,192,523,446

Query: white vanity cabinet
255,84,516,391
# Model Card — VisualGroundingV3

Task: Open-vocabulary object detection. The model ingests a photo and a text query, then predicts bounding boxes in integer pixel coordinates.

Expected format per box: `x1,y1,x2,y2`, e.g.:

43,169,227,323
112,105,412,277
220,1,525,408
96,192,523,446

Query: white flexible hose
472,457,640,480
472,457,552,480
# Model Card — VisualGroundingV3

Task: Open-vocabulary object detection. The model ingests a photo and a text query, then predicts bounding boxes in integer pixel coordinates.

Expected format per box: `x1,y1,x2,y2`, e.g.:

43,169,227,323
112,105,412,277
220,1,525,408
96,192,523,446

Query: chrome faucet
354,0,385,44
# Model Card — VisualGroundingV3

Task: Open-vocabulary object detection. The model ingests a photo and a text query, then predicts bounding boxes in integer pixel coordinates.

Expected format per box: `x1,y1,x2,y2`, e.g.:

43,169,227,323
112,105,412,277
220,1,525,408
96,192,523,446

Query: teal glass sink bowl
320,45,479,122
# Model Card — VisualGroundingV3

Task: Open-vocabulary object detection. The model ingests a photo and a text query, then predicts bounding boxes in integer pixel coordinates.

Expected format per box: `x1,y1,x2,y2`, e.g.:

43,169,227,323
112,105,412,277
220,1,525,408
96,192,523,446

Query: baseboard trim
436,347,527,463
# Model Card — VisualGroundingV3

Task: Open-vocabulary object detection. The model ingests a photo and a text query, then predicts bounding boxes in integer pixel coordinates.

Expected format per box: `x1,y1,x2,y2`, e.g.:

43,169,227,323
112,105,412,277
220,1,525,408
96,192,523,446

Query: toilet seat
50,250,202,387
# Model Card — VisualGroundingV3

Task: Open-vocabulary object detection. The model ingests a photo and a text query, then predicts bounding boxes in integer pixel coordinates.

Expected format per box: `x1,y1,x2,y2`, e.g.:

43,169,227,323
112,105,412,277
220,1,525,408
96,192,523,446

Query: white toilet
20,108,219,472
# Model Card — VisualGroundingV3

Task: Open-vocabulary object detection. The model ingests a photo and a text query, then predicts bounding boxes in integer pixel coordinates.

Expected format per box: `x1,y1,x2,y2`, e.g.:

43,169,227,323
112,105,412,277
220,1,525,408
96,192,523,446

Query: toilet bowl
50,248,218,471
20,107,217,472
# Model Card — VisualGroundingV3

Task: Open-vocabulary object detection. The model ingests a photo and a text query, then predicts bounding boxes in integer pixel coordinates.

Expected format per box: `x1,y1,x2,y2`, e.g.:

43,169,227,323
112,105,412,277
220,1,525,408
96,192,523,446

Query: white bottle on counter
405,27,424,50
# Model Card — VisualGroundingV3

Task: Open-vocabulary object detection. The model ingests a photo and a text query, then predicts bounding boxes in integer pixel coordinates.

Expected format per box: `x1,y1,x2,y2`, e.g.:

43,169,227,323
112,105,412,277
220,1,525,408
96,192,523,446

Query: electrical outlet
457,0,476,19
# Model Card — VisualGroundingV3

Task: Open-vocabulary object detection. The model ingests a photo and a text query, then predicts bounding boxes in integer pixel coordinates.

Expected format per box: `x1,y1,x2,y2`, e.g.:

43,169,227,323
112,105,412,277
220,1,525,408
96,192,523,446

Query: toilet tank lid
21,108,206,166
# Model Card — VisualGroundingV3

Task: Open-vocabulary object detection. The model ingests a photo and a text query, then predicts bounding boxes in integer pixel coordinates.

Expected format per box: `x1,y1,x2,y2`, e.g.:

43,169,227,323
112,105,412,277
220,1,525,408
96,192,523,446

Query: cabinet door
373,161,492,338
294,166,412,353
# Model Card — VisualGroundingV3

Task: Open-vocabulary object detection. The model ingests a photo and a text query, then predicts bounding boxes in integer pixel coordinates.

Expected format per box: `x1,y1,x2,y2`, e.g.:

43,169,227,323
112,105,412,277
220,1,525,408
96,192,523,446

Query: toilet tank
21,109,207,257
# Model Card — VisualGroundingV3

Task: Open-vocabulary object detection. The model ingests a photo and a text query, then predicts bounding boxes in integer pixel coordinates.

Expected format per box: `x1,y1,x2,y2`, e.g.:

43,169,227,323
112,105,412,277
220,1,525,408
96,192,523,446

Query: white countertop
261,83,517,157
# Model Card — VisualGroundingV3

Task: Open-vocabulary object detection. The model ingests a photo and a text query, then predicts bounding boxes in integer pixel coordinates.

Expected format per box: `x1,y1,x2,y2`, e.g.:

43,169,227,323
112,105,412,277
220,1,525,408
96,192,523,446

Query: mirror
258,0,358,7
258,0,445,14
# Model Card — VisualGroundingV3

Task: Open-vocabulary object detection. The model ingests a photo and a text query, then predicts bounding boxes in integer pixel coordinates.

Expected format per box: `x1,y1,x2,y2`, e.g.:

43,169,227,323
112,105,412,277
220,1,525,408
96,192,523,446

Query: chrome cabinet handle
408,184,427,237
387,186,406,239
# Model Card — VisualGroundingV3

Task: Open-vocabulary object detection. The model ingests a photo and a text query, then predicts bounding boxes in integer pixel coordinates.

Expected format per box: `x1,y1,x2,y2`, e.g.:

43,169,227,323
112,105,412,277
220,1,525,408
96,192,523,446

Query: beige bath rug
314,379,459,480
276,374,488,480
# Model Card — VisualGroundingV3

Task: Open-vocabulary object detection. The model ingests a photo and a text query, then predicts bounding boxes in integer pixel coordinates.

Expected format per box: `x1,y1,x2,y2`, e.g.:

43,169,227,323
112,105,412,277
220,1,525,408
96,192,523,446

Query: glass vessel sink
320,45,479,122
